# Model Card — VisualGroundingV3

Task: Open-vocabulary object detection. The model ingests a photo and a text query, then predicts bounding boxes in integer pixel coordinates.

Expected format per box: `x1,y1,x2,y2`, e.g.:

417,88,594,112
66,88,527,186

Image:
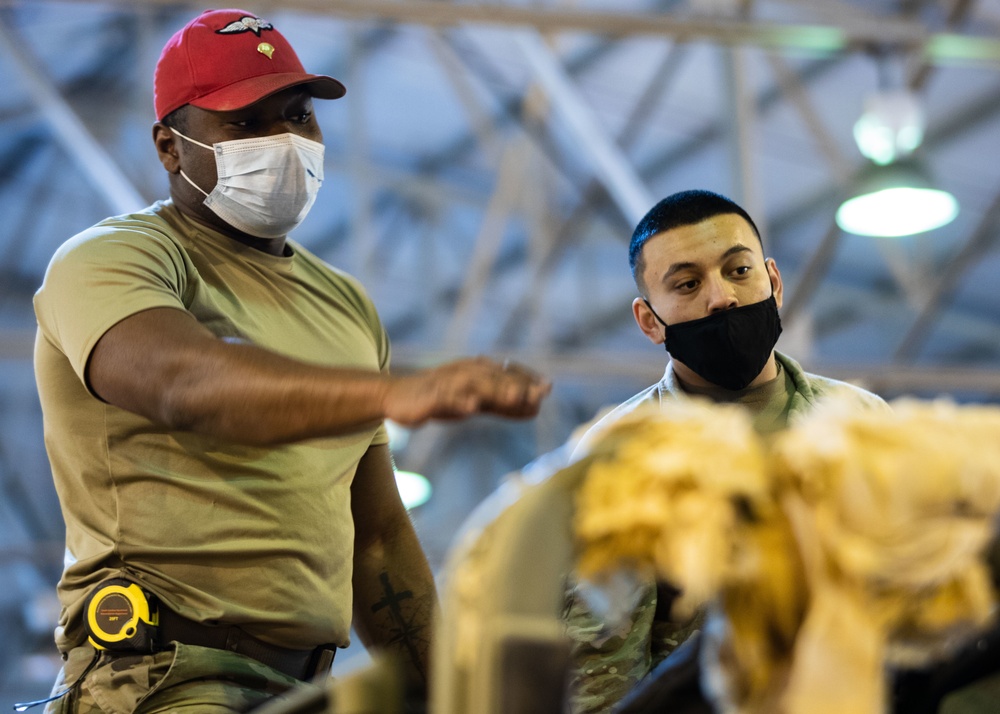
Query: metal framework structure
1,0,999,698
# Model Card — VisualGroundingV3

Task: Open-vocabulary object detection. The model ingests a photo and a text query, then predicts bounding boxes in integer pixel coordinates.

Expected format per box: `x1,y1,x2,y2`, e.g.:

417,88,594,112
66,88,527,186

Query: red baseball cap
154,8,346,121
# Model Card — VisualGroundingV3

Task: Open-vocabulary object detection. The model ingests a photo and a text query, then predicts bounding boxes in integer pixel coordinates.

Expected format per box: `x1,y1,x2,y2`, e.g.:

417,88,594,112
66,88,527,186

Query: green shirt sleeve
34,219,188,391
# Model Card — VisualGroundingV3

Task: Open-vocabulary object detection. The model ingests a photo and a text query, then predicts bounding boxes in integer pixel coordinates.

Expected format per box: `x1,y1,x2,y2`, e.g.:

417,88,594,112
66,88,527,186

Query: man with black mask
564,189,888,714
626,189,866,418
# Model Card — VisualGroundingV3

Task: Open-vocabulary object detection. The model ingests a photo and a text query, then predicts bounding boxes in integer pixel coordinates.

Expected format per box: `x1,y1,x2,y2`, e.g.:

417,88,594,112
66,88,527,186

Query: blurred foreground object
431,447,579,714
250,653,406,714
574,397,1000,714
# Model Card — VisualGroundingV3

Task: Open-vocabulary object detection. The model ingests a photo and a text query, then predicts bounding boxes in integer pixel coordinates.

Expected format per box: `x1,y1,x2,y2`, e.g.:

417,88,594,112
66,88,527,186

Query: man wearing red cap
31,8,550,713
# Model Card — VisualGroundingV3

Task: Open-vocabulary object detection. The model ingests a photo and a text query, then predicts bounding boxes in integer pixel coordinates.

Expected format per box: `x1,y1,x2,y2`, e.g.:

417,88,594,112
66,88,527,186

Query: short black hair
629,190,762,293
161,105,191,132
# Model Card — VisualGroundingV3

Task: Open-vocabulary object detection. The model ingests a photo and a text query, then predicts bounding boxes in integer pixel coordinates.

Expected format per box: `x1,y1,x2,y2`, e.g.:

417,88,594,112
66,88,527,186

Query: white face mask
172,129,325,239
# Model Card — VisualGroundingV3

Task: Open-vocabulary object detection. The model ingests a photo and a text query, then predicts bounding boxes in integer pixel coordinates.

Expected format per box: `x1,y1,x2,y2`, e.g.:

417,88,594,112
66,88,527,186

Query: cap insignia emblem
257,42,275,59
216,16,274,37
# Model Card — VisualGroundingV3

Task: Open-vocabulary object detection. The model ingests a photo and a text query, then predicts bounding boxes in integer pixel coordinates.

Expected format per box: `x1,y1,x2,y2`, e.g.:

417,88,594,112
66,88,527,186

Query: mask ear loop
178,170,211,198
168,128,213,198
642,298,672,351
642,299,669,328
13,649,100,711
169,127,213,151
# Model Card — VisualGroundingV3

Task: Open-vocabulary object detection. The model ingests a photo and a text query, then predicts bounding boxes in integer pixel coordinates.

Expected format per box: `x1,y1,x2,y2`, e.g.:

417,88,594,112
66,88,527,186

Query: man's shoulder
91,201,179,233
778,352,889,412
54,201,184,257
803,372,886,406
600,383,664,420
570,381,666,459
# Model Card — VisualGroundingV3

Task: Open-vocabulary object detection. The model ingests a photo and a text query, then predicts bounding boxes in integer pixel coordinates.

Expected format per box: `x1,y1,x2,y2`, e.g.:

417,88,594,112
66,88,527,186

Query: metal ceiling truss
893,187,1000,361
31,0,1000,66
2,0,999,680
1,0,998,394
495,41,693,348
0,14,146,215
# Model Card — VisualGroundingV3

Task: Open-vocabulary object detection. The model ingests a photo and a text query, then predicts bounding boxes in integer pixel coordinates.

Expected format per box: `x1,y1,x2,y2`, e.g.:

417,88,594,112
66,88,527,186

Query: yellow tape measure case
83,578,159,652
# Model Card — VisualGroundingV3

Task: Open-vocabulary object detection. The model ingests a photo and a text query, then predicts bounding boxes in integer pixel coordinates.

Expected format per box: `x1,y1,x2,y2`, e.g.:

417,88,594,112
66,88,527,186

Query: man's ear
152,123,181,174
633,297,665,345
766,258,784,310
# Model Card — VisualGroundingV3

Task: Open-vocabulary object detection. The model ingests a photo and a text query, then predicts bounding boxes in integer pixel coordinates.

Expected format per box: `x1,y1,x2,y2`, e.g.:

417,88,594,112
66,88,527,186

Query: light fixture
395,470,432,510
837,159,958,238
384,419,431,509
853,89,925,166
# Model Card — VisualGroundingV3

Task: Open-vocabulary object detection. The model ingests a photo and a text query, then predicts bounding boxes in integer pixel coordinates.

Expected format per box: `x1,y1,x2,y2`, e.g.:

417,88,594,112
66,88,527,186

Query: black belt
155,607,336,681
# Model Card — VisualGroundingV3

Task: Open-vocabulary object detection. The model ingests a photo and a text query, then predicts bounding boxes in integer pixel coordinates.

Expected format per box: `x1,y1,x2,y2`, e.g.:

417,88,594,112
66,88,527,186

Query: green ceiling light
384,420,430,509
839,82,959,237
853,90,924,166
395,469,432,510
836,160,959,238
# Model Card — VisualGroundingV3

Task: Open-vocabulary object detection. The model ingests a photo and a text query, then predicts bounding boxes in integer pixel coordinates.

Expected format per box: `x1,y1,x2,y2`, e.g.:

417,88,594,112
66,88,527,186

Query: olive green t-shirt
33,200,389,652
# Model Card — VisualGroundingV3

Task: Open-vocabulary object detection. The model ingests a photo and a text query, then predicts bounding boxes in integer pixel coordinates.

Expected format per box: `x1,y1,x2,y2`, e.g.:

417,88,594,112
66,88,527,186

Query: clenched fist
382,356,552,427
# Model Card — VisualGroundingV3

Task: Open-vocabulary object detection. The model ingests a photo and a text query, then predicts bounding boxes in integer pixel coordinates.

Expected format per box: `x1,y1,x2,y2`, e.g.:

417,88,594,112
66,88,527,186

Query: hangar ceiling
1,0,999,700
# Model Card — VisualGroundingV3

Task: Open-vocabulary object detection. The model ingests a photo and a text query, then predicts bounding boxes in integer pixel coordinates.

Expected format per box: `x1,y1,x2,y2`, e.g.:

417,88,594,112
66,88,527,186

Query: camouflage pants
44,643,322,714
938,671,1000,714
564,576,703,714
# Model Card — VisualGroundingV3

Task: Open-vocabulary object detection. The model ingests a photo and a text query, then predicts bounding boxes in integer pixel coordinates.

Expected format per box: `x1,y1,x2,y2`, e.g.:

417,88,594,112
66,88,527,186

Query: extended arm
350,444,438,694
87,307,550,446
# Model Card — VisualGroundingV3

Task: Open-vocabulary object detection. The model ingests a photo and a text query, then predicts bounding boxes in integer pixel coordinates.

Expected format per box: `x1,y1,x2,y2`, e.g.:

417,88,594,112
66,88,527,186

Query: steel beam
515,30,654,226
495,41,690,347
721,45,763,225
385,345,1000,397
426,29,503,162
0,19,146,215
30,0,1000,66
347,27,378,280
893,187,1000,361
779,221,843,328
442,141,526,351
764,52,852,184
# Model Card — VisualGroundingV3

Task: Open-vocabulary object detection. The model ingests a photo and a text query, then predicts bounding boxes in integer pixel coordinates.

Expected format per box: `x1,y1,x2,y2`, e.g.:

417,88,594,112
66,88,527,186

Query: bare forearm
352,521,439,690
159,340,390,445
88,308,551,446
87,308,387,444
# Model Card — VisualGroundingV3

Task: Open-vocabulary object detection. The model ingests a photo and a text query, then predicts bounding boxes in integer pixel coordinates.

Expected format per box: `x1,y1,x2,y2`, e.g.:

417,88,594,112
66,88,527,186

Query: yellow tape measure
84,578,159,652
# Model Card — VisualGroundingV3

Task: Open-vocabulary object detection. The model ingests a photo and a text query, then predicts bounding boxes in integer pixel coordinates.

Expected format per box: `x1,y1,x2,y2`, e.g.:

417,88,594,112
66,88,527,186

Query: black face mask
644,295,783,391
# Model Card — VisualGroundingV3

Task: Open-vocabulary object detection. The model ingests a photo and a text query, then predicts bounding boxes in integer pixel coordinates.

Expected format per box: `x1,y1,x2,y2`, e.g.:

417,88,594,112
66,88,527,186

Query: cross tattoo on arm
371,571,428,679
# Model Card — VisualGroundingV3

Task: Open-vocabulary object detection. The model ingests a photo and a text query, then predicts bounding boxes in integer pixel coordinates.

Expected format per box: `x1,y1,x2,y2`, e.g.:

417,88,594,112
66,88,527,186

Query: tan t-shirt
34,201,389,652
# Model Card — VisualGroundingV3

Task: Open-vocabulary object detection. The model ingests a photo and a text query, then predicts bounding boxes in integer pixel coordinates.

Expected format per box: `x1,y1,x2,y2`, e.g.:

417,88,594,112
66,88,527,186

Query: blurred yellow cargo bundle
572,396,1000,714
573,399,771,620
